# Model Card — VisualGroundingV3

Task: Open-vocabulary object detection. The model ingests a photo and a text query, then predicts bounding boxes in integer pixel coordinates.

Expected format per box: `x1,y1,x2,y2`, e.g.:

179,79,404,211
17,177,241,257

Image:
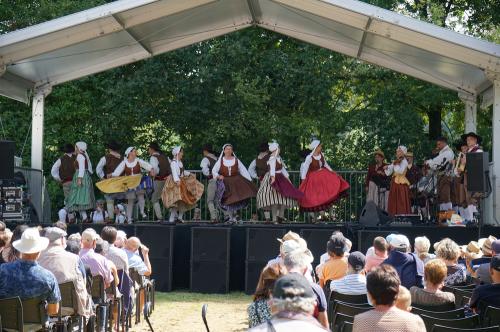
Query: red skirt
299,168,350,212
387,180,411,215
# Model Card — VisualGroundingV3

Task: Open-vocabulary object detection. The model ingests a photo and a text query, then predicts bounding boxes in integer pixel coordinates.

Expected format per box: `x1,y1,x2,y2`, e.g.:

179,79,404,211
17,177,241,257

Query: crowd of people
247,230,500,331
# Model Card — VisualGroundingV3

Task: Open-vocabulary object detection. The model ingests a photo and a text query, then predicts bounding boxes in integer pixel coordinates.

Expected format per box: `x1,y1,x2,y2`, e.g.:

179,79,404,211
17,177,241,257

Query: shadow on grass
155,291,251,304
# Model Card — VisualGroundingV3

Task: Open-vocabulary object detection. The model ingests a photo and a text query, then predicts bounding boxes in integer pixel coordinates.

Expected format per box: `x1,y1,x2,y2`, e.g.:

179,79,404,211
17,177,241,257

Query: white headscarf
172,146,182,161
75,141,93,174
308,139,321,158
218,143,236,163
125,147,135,158
268,142,279,157
398,145,408,155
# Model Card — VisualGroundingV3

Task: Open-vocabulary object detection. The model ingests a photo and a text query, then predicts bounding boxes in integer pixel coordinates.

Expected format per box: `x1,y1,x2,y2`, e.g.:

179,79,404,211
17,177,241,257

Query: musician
406,151,422,212
384,146,411,215
452,140,468,216
424,137,454,211
365,149,390,211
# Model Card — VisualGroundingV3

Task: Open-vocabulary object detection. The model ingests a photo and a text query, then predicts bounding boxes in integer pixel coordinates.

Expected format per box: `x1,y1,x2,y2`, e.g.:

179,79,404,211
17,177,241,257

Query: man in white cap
38,227,93,318
383,234,424,289
0,227,61,316
79,228,114,287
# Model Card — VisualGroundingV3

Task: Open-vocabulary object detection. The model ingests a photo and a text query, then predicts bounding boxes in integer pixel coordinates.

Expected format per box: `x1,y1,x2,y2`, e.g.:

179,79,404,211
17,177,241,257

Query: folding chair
412,302,456,312
106,279,122,332
0,297,23,331
91,275,112,332
411,307,465,319
333,302,372,318
421,314,480,332
57,281,85,332
327,291,368,323
341,321,353,332
21,297,51,332
432,325,500,332
331,313,354,332
129,268,144,325
482,306,500,327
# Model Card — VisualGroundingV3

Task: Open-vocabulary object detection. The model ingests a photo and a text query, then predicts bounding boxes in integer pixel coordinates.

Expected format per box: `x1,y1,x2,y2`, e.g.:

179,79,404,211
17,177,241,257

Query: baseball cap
43,227,67,242
491,254,500,272
272,273,315,300
390,234,410,249
348,251,366,271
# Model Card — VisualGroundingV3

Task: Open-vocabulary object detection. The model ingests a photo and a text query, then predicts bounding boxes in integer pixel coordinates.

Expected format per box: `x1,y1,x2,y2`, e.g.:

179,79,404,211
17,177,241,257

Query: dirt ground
132,292,251,332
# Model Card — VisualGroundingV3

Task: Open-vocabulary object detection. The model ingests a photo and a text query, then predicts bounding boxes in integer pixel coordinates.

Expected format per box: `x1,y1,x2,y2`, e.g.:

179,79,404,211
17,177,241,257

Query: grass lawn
133,292,251,332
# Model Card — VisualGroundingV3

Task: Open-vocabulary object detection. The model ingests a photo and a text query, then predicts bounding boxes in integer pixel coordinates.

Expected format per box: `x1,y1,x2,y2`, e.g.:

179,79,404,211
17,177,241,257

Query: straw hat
13,227,49,254
481,235,497,256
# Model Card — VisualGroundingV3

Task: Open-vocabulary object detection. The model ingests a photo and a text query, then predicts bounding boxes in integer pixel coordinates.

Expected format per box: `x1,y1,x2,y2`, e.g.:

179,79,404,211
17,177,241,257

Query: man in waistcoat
51,143,76,222
200,144,219,223
248,141,272,222
96,140,123,221
148,142,172,222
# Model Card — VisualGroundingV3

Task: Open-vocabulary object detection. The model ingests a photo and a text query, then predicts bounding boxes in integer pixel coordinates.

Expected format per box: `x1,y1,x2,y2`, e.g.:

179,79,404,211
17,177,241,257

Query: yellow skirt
161,174,204,210
96,175,142,194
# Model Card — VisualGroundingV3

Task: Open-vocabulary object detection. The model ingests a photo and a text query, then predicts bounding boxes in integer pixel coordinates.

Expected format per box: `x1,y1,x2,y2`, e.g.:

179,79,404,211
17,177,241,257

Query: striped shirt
330,273,367,295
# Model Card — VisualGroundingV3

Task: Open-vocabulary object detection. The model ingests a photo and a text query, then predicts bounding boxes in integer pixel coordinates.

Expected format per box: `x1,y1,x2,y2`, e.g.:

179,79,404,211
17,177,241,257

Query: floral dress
445,263,467,286
247,298,271,328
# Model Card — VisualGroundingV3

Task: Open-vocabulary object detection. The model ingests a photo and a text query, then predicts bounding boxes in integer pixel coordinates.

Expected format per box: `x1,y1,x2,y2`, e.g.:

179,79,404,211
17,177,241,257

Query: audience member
414,236,435,264
395,286,412,312
410,259,455,307
79,228,114,287
318,234,348,287
475,239,500,284
124,237,152,276
435,238,467,286
320,234,352,264
95,237,119,286
0,228,12,264
383,234,424,289
115,204,127,224
248,273,328,331
66,238,81,255
101,226,129,272
115,230,127,248
38,227,92,317
248,264,286,328
91,200,108,223
365,236,388,272
470,254,500,313
283,241,329,329
353,265,425,332
0,227,61,316
331,251,367,295
1,224,28,263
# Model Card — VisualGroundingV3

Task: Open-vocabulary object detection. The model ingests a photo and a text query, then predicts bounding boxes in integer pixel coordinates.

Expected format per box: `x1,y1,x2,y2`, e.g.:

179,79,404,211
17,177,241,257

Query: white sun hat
13,227,49,254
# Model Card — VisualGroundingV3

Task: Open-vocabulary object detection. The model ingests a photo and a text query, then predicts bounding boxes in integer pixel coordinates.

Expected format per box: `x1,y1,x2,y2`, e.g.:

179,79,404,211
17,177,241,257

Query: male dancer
96,140,122,220
51,143,76,222
365,149,390,211
148,142,171,221
200,144,219,222
248,141,271,222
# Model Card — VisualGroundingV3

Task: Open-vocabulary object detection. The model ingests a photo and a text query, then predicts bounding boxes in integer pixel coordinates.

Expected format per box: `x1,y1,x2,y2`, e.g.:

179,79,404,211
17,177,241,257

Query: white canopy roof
0,0,499,104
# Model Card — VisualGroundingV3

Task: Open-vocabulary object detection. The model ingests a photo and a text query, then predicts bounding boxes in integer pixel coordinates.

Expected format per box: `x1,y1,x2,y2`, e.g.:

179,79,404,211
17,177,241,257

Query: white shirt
92,209,108,223
115,213,126,224
171,160,190,182
112,158,152,177
467,145,483,153
76,154,93,178
96,151,121,179
268,156,289,178
384,158,408,176
300,153,332,180
50,153,73,182
330,273,367,295
149,153,168,177
425,145,454,170
200,154,217,177
212,157,252,181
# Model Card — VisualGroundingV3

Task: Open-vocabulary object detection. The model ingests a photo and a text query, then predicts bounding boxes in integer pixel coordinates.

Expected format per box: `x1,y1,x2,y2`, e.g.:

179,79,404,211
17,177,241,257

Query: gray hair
435,238,460,262
284,250,310,271
271,296,316,314
414,236,431,254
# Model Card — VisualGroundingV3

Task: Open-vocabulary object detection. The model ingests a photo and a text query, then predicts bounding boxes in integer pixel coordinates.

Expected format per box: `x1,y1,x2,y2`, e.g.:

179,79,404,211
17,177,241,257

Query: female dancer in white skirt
257,142,303,223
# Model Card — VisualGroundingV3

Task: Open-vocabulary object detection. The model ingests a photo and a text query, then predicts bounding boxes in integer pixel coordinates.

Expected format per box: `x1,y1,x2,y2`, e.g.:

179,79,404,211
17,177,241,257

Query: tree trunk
428,108,442,140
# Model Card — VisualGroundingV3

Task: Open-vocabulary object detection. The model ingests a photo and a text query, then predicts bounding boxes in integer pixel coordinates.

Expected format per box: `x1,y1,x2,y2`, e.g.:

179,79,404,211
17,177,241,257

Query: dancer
200,144,219,222
249,142,272,222
425,137,455,212
148,142,172,221
66,141,96,222
298,140,350,220
256,142,303,223
365,149,390,211
112,147,153,222
50,143,76,221
384,145,411,215
162,146,204,223
95,140,122,221
212,144,258,222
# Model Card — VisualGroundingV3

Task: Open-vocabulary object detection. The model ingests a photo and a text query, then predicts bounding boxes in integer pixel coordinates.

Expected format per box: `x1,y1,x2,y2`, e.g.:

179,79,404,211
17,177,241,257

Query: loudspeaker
300,229,340,264
0,140,15,180
466,152,489,193
246,228,286,261
191,227,230,293
135,225,174,259
359,201,392,226
150,258,173,292
245,261,268,295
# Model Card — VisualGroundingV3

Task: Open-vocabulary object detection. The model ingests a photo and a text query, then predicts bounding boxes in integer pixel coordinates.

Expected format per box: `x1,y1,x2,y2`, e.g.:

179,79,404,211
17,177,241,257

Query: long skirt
298,168,350,212
215,175,258,212
161,174,204,211
257,173,301,210
67,171,96,212
387,180,411,215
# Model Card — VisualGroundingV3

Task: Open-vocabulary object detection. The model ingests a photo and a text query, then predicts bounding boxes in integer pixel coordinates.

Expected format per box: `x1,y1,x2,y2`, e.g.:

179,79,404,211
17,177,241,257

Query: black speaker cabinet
245,260,268,295
357,230,394,253
0,140,15,180
150,257,173,292
300,229,340,264
359,201,392,226
246,228,286,261
191,227,230,293
135,225,175,259
466,152,489,193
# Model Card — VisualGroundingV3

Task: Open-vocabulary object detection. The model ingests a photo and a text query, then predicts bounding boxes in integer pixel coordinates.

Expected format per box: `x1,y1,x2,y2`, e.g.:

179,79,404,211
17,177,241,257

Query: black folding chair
91,275,112,332
0,297,23,331
412,302,456,312
331,313,354,332
129,268,144,325
21,297,52,332
202,304,209,332
341,321,353,332
421,314,480,332
482,306,500,327
328,291,368,323
411,307,465,319
58,281,85,332
432,325,500,332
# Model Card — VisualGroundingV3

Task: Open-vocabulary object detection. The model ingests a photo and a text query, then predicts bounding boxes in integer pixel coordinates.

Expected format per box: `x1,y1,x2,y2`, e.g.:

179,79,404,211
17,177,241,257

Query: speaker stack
359,201,392,227
245,228,286,295
466,152,490,193
0,141,23,222
191,227,230,293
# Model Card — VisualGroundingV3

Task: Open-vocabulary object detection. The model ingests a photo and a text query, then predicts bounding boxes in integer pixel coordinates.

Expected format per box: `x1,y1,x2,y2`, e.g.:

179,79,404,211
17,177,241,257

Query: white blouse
76,154,93,178
112,158,152,177
171,160,191,182
300,153,332,180
384,158,408,176
268,156,289,178
212,157,252,181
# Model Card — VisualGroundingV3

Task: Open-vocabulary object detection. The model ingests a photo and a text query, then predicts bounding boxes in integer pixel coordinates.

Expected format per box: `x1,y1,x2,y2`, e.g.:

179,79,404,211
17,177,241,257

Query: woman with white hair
212,144,258,223
256,142,303,223
384,145,411,215
298,140,349,221
66,141,96,222
162,146,204,223
414,236,435,264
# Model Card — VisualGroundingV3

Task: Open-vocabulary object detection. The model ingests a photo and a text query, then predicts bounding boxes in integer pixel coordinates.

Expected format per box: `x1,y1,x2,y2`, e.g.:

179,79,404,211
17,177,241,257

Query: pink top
365,253,387,272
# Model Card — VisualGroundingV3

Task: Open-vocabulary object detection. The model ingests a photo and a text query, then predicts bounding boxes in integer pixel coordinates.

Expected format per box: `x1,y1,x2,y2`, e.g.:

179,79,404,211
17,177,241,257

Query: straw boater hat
13,227,49,254
374,149,385,159
277,231,301,244
480,235,497,256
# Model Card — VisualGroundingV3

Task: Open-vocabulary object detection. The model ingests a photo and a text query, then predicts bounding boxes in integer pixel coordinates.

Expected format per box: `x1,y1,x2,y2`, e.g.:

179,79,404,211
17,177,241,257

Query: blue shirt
125,249,148,275
0,259,61,303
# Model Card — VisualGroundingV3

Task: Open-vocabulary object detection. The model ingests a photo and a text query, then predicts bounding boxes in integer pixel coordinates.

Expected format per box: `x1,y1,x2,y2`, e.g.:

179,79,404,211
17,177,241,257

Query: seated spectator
79,228,114,287
353,265,425,332
248,264,286,328
318,234,348,288
0,227,61,316
91,200,108,224
395,286,412,312
365,236,388,272
248,273,328,331
320,233,352,264
0,228,12,265
470,254,500,313
95,237,119,287
331,251,367,295
283,240,329,329
410,259,455,307
58,208,68,223
383,234,424,289
474,239,500,284
414,236,435,264
114,204,127,224
53,221,68,232
1,224,28,264
435,238,467,286
114,230,127,248
124,237,152,276
101,226,129,272
38,227,92,318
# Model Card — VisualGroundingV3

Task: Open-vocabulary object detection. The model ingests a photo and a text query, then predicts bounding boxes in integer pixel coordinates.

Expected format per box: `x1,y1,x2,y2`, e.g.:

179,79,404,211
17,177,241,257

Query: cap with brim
374,149,385,159
13,227,49,254
106,140,121,151
491,255,500,271
390,234,410,249
272,273,315,300
202,144,215,154
277,231,301,244
43,227,67,243
461,132,482,144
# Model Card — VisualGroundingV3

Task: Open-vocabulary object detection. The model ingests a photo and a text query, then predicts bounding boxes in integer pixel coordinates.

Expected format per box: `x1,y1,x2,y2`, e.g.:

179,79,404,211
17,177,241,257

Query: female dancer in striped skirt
257,142,303,223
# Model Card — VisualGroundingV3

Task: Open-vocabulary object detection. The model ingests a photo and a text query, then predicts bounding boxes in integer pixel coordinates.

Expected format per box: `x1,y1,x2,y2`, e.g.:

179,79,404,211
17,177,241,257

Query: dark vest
124,161,141,176
59,154,76,182
256,153,271,178
308,154,326,173
155,153,172,180
220,159,239,177
205,155,218,179
104,153,122,176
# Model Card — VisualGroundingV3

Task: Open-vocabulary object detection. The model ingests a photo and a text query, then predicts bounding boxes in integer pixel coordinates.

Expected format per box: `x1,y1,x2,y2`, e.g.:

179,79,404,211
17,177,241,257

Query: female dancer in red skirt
299,140,350,219
384,145,411,215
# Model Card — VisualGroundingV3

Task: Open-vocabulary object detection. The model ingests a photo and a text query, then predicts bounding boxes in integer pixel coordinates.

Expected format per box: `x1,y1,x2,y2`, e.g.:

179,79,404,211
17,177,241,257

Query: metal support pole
459,92,477,133
490,76,500,224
